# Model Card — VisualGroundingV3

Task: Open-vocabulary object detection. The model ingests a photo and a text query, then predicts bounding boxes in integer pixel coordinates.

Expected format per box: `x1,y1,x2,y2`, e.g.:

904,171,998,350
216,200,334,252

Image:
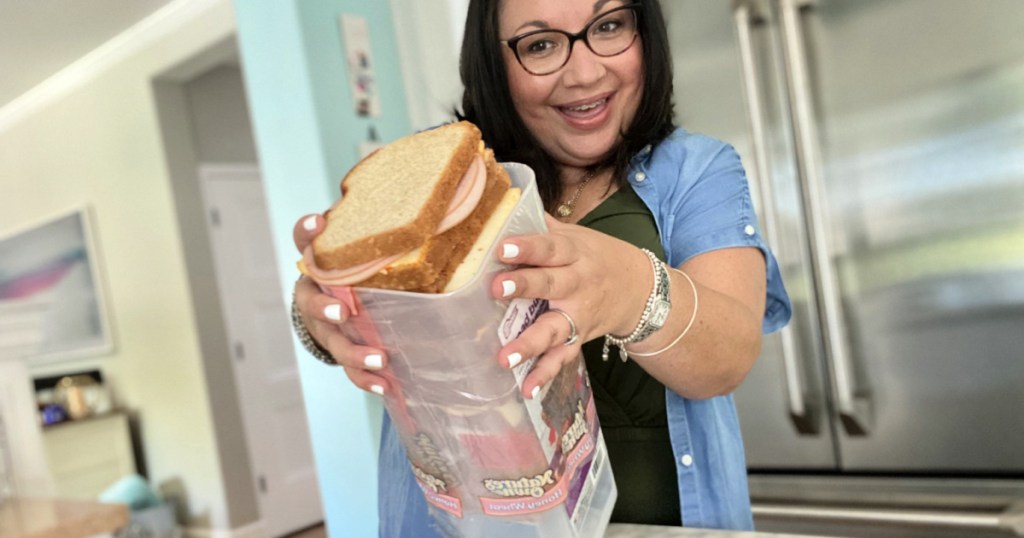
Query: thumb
292,213,324,253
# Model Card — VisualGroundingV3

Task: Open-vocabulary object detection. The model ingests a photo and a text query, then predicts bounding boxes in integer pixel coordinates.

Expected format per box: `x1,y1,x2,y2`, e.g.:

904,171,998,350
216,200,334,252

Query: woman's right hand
293,214,389,396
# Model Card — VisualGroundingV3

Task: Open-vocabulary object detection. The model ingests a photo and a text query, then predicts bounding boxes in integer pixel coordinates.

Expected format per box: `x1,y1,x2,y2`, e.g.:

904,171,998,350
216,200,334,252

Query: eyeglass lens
515,7,637,75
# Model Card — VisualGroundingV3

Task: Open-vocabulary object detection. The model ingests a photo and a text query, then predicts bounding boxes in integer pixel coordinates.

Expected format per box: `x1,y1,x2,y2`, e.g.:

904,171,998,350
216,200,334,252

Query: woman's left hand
491,214,651,398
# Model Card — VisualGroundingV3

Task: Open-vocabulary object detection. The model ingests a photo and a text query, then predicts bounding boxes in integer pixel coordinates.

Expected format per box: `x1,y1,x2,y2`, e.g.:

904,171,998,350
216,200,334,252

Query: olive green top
577,184,681,526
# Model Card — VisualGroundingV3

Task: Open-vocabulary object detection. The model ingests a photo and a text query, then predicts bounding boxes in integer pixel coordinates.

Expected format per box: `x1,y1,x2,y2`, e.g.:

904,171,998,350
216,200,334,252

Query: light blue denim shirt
378,127,792,536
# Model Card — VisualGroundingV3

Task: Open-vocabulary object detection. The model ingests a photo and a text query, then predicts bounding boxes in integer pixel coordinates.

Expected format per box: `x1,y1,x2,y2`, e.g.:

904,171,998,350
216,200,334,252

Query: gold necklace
556,169,597,218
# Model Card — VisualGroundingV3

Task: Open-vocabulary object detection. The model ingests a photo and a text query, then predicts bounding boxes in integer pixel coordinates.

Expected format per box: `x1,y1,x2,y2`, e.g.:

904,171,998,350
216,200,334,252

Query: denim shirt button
635,171,647,182
744,224,756,236
681,454,694,467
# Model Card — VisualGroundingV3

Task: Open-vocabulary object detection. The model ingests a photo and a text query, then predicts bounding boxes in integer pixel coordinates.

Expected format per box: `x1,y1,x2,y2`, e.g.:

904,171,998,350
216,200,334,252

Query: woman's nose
560,42,606,87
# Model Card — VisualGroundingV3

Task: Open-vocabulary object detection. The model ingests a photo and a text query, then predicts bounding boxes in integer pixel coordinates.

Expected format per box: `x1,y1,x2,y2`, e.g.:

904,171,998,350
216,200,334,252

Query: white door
200,164,322,536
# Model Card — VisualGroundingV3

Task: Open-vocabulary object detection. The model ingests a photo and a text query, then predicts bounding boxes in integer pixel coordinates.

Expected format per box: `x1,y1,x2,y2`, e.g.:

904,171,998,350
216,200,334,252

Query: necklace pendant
556,204,573,217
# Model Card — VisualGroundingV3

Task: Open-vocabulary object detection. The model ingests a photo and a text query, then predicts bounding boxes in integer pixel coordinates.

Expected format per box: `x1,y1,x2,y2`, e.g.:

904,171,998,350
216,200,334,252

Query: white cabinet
42,412,136,500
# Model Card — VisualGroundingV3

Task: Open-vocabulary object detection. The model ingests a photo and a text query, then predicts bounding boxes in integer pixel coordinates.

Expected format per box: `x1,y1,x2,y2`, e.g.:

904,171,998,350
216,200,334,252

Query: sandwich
299,121,521,293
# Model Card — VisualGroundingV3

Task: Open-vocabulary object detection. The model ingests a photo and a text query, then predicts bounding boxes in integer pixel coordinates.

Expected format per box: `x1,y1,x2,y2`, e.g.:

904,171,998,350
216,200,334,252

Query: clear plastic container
323,163,616,537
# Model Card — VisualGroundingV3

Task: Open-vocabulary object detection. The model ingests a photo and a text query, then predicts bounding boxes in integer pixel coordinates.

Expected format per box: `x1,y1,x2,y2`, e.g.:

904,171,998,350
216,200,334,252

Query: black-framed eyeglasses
501,3,642,76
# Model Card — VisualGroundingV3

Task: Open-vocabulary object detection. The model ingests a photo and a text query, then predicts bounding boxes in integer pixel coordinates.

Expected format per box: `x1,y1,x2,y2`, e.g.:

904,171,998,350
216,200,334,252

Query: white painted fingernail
364,354,383,369
507,352,522,368
530,386,541,400
370,384,384,396
502,280,516,297
502,243,519,260
303,215,318,231
324,304,342,321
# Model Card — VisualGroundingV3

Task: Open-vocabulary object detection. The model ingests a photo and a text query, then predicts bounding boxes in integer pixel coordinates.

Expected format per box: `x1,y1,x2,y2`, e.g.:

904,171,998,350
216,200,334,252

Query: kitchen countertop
606,523,830,537
0,498,128,538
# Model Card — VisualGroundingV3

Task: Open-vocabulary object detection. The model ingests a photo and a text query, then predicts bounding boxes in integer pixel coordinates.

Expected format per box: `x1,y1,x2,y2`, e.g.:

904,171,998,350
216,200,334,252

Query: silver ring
549,308,579,346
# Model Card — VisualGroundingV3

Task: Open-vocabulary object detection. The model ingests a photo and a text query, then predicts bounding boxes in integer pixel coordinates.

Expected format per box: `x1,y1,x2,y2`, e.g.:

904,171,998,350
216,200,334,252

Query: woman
292,0,791,533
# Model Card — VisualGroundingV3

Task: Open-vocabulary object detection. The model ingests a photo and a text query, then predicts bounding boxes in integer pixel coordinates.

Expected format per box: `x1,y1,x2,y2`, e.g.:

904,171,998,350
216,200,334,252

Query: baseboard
182,520,265,538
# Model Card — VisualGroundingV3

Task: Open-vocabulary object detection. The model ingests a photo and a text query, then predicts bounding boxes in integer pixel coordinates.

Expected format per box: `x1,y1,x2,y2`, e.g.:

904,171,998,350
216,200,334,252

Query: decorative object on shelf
54,375,99,420
35,370,112,425
0,206,114,365
40,404,67,427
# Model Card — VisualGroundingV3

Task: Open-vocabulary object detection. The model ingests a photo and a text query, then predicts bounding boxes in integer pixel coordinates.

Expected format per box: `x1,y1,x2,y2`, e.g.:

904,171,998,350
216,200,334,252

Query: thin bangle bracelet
628,268,698,358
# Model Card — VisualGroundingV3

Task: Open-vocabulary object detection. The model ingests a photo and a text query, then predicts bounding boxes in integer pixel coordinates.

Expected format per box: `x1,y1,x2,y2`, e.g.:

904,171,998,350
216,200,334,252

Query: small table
0,498,128,538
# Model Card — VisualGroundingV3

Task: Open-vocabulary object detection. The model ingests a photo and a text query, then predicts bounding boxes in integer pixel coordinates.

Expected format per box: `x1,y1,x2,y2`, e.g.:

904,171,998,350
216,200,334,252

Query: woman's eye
524,39,559,56
595,19,623,34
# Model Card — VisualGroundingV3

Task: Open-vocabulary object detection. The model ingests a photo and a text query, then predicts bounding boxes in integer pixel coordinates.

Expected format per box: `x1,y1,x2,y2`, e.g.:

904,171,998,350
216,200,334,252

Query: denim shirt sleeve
631,128,792,333
629,128,793,530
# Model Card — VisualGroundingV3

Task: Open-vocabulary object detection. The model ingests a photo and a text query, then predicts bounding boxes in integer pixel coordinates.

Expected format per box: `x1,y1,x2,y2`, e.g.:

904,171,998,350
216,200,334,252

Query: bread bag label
478,392,600,518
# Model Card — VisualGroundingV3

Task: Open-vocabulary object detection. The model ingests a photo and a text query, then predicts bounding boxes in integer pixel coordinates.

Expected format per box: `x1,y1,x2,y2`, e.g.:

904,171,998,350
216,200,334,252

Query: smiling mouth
560,96,609,114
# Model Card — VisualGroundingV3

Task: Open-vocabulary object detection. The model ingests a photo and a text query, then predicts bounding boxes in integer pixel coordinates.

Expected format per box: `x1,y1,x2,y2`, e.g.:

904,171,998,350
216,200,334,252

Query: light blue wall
234,1,411,535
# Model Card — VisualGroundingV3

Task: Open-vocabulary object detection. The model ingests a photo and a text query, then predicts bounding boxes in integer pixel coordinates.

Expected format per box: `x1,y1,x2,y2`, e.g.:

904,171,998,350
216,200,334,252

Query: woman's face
499,0,644,170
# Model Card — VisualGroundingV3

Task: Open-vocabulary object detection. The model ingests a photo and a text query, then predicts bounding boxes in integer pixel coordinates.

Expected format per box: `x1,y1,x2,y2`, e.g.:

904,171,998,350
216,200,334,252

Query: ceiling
0,0,176,110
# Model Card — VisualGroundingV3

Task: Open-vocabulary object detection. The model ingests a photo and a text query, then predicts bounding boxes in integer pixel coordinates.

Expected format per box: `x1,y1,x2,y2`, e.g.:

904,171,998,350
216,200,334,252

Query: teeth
567,98,607,112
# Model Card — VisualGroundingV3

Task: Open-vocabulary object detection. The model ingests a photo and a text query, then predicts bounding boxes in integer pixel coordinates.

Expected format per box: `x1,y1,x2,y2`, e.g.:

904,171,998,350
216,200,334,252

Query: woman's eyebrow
512,0,622,35
513,19,550,34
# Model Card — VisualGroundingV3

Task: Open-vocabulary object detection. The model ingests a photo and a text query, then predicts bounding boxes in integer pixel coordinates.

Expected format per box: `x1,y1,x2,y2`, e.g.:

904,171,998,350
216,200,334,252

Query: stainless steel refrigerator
664,0,1024,536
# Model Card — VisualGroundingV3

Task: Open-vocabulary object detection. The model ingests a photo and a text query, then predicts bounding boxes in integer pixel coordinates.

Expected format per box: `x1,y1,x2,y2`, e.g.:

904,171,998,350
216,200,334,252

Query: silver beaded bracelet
291,295,338,366
602,248,672,362
628,267,699,358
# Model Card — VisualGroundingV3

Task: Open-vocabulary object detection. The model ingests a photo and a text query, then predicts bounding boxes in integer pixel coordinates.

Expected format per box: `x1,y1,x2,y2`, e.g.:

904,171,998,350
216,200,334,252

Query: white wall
0,0,246,530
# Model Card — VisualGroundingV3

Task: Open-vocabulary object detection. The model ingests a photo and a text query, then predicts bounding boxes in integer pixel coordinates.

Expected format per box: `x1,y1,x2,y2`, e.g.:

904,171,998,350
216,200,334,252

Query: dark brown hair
457,0,676,210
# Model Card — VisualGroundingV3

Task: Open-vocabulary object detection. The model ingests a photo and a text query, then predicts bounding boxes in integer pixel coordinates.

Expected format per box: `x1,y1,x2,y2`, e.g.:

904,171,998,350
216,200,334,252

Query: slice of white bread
313,122,482,270
356,148,511,292
443,187,522,293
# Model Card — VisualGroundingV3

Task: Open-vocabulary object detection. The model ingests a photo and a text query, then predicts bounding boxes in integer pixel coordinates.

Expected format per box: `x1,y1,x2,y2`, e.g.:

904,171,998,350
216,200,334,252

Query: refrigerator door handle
776,0,872,436
733,0,819,435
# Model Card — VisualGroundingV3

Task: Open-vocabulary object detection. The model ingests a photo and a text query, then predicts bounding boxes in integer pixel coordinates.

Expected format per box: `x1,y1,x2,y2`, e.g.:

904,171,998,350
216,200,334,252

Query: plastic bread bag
319,163,616,538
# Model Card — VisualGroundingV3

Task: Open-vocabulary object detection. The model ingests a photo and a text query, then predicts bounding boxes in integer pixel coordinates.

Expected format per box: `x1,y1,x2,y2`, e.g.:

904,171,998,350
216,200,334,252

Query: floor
287,523,327,538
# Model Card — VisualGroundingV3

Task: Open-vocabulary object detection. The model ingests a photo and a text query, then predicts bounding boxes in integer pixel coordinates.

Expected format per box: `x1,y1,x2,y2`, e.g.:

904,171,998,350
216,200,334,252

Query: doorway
153,38,322,536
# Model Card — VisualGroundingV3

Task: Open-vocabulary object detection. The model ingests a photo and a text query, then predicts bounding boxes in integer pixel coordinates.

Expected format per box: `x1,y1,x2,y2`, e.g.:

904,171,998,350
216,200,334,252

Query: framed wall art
0,206,114,365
